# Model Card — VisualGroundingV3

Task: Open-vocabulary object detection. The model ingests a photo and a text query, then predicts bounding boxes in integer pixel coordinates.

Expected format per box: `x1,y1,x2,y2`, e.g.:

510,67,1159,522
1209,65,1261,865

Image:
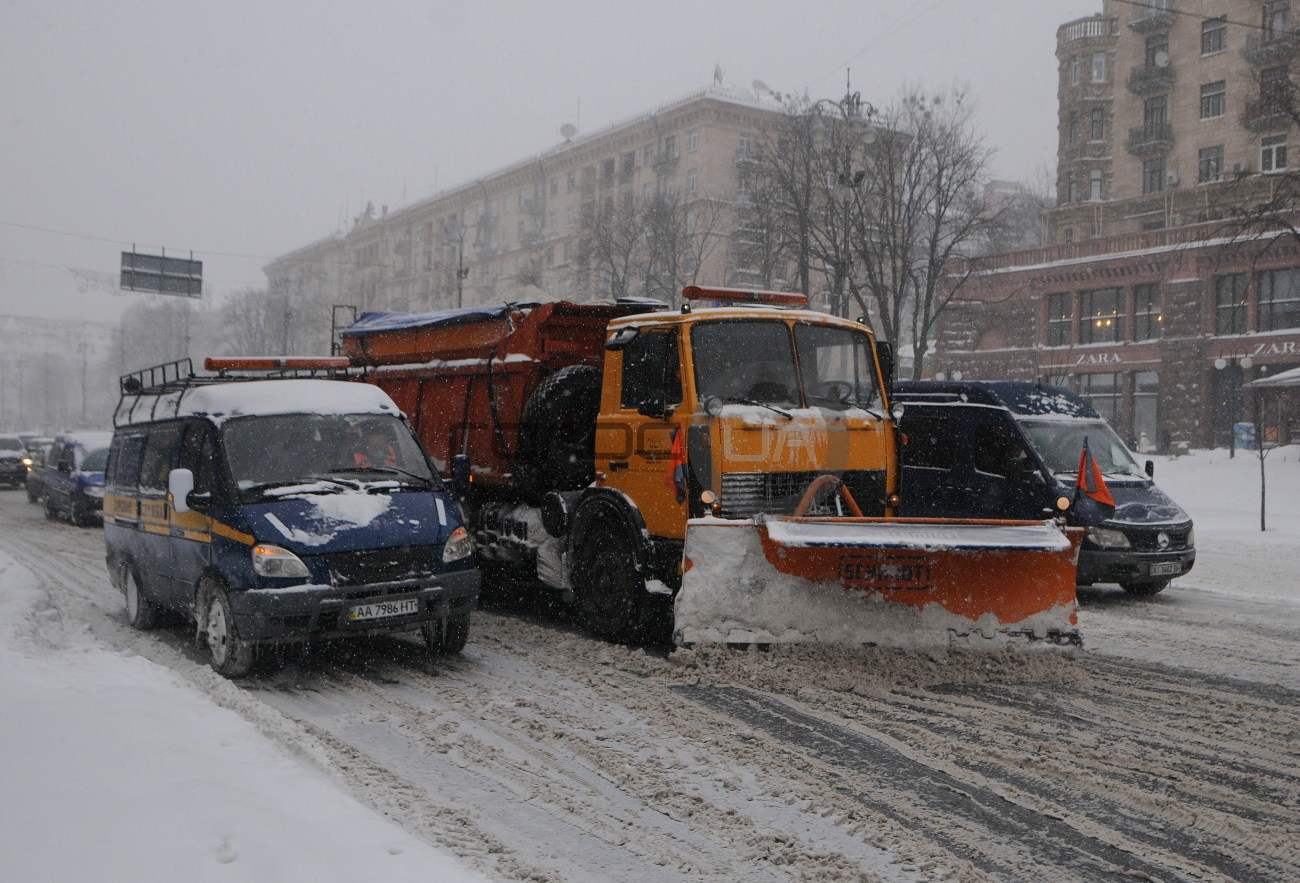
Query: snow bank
0,551,482,882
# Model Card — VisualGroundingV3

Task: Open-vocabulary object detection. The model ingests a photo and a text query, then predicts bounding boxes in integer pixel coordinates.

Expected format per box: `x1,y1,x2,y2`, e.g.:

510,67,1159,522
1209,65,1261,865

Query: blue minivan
104,360,480,677
43,431,113,526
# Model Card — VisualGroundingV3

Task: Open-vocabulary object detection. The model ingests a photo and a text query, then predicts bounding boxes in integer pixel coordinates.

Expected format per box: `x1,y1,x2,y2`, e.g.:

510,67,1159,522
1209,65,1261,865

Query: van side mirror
1145,459,1154,479
450,454,472,496
168,468,195,514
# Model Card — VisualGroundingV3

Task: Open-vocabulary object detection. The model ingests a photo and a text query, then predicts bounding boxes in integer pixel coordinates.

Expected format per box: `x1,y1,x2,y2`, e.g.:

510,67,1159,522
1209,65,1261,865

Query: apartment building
265,84,787,354
932,1,1300,450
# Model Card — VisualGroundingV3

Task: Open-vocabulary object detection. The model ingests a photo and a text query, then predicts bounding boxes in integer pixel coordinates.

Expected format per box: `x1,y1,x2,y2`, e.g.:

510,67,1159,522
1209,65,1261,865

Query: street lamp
1214,354,1254,457
809,88,876,318
444,219,469,309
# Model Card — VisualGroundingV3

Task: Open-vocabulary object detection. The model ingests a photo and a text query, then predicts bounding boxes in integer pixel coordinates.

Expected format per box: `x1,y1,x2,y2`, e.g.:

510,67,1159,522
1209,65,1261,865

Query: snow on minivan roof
118,379,401,427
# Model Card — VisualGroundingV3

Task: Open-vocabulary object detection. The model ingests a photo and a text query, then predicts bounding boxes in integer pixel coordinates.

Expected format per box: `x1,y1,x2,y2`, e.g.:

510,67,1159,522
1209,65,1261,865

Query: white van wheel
205,587,256,677
125,570,162,630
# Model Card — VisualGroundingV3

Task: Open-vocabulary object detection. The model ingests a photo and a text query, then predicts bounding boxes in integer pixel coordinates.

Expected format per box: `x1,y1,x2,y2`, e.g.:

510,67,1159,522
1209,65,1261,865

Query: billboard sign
120,251,203,297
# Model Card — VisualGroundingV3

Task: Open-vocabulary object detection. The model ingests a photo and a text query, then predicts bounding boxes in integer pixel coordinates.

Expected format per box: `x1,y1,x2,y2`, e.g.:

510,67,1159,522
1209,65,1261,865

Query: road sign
120,251,202,297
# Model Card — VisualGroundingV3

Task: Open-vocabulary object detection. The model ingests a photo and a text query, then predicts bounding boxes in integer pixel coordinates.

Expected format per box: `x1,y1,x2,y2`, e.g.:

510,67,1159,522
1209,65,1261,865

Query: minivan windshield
222,413,434,500
690,319,880,411
1019,417,1147,479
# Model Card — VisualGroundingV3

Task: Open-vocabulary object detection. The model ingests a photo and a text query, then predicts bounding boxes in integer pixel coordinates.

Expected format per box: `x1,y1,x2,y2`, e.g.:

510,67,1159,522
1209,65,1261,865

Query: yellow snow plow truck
341,285,1082,648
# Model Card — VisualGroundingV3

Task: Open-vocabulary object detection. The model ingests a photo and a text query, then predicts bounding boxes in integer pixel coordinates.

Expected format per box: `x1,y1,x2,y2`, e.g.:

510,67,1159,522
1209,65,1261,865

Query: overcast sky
1,0,1098,324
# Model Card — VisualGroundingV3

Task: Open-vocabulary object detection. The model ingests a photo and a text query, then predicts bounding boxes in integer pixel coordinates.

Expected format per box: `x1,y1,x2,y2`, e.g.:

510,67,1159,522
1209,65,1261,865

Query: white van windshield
1019,418,1146,479
222,413,434,499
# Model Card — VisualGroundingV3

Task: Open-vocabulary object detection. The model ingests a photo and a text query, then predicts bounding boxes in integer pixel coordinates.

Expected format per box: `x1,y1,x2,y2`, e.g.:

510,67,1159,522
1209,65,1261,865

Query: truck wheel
516,365,602,495
1120,579,1169,596
125,569,162,631
572,516,646,643
423,611,471,656
203,583,257,678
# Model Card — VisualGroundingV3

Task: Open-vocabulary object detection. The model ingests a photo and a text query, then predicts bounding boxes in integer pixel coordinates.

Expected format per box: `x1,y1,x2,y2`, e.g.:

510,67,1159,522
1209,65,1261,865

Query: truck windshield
222,413,434,499
1019,418,1147,479
691,320,880,410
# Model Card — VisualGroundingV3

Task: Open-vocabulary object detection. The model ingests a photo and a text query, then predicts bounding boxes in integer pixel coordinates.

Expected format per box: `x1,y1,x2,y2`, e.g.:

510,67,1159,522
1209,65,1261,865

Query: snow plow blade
674,516,1083,649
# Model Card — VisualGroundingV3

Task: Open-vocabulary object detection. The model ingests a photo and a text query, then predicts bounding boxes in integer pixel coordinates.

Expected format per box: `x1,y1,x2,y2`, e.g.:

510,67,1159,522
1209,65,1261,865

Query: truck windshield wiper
242,476,356,496
725,395,794,420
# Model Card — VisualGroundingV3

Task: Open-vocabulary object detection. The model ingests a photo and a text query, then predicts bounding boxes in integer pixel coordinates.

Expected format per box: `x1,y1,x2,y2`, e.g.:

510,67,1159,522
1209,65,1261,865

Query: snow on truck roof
116,379,401,427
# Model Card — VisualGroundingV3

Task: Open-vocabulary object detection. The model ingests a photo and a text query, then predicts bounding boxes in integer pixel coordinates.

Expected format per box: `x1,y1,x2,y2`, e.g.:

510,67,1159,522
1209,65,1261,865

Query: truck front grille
324,545,435,587
719,470,886,518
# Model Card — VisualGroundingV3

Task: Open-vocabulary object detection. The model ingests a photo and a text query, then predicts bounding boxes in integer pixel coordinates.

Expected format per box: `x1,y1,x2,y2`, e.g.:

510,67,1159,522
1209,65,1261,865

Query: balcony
1126,123,1173,156
1128,4,1175,33
1059,15,1117,43
1242,96,1294,132
1243,31,1300,65
1127,62,1174,95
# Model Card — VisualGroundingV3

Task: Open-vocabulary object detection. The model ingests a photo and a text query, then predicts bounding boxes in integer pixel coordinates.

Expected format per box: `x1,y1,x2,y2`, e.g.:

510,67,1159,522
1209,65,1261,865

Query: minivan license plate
1149,562,1181,576
348,597,419,622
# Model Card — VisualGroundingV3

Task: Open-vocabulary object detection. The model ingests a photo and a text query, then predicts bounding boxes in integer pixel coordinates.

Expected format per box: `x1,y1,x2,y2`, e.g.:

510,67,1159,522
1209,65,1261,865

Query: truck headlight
252,543,311,578
442,526,474,562
1086,526,1131,549
1185,527,1195,549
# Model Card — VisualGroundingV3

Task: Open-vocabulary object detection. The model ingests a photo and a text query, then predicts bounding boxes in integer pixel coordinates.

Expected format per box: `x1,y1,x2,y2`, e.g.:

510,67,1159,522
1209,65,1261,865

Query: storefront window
1047,292,1073,346
1080,288,1124,343
1133,371,1159,452
1079,372,1121,425
1257,267,1300,331
1133,283,1163,340
1215,274,1248,334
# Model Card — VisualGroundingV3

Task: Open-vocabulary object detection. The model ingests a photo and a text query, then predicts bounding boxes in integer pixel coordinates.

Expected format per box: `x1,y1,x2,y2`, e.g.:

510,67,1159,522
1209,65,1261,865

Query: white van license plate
348,598,420,622
1149,562,1181,576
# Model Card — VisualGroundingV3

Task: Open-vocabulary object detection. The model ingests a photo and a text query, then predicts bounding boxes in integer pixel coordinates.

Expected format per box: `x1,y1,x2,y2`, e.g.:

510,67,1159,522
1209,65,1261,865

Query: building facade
933,1,1300,450
266,85,790,354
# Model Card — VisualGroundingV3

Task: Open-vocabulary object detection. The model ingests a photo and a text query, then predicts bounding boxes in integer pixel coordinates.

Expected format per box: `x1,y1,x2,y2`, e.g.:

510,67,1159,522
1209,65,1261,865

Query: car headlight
252,543,311,578
21,457,32,467
85,486,104,498
442,526,474,562
1185,526,1195,549
1086,526,1131,549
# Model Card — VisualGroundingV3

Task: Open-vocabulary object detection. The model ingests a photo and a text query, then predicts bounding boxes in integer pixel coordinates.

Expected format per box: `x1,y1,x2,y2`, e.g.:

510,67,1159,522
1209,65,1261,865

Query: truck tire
202,581,258,678
516,365,602,496
569,496,651,644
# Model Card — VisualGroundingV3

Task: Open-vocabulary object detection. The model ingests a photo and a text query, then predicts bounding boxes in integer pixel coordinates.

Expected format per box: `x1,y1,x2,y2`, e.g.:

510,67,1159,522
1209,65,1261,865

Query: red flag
665,427,687,494
1075,439,1115,508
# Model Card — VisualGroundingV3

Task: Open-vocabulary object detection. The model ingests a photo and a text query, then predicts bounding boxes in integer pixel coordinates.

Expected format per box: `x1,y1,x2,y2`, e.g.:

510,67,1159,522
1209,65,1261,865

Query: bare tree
577,195,642,300
212,287,284,355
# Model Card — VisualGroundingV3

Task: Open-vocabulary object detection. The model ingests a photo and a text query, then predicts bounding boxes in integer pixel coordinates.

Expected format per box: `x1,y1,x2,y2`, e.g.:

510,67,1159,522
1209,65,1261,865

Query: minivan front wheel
204,585,257,677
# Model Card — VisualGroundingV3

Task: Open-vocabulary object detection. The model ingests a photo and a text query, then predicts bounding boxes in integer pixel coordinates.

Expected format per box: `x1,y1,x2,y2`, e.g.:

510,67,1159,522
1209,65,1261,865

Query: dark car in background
43,432,113,526
0,434,28,488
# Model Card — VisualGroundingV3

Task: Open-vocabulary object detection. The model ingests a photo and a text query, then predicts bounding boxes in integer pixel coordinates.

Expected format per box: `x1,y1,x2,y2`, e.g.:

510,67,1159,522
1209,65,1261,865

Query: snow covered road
2,473,1299,882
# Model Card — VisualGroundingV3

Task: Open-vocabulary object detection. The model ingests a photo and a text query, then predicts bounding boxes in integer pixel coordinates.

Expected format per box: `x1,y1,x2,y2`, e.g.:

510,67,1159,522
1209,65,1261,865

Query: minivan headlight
442,526,474,562
252,543,311,578
1185,526,1195,549
1086,526,1131,549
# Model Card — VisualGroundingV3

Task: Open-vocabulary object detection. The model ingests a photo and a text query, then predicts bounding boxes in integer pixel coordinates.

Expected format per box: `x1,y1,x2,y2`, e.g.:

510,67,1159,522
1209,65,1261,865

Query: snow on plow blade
674,517,1083,649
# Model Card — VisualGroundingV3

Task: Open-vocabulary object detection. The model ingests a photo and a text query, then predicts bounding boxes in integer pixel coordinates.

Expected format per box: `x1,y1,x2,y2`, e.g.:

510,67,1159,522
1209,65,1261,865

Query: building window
565,206,574,228
687,168,698,194
1047,292,1073,346
1068,171,1081,203
1133,283,1162,340
1145,32,1168,68
1200,81,1226,119
601,159,616,185
1079,373,1121,424
687,128,699,152
621,151,635,179
1133,371,1160,451
1258,268,1300,330
549,176,559,196
1202,17,1227,54
566,171,576,193
1090,107,1105,141
1143,156,1166,194
1264,0,1291,40
1262,133,1289,172
1215,274,1248,334
1143,95,1168,136
1199,145,1224,183
643,144,655,165
1091,51,1107,83
1081,287,1124,343
664,135,677,159
1090,169,1103,201
1070,55,1081,86
1068,111,1079,144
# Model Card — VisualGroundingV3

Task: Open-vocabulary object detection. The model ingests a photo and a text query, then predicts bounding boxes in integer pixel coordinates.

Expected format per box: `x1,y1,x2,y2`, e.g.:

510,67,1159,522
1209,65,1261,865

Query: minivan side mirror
1145,459,1154,479
449,454,472,497
168,468,195,514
